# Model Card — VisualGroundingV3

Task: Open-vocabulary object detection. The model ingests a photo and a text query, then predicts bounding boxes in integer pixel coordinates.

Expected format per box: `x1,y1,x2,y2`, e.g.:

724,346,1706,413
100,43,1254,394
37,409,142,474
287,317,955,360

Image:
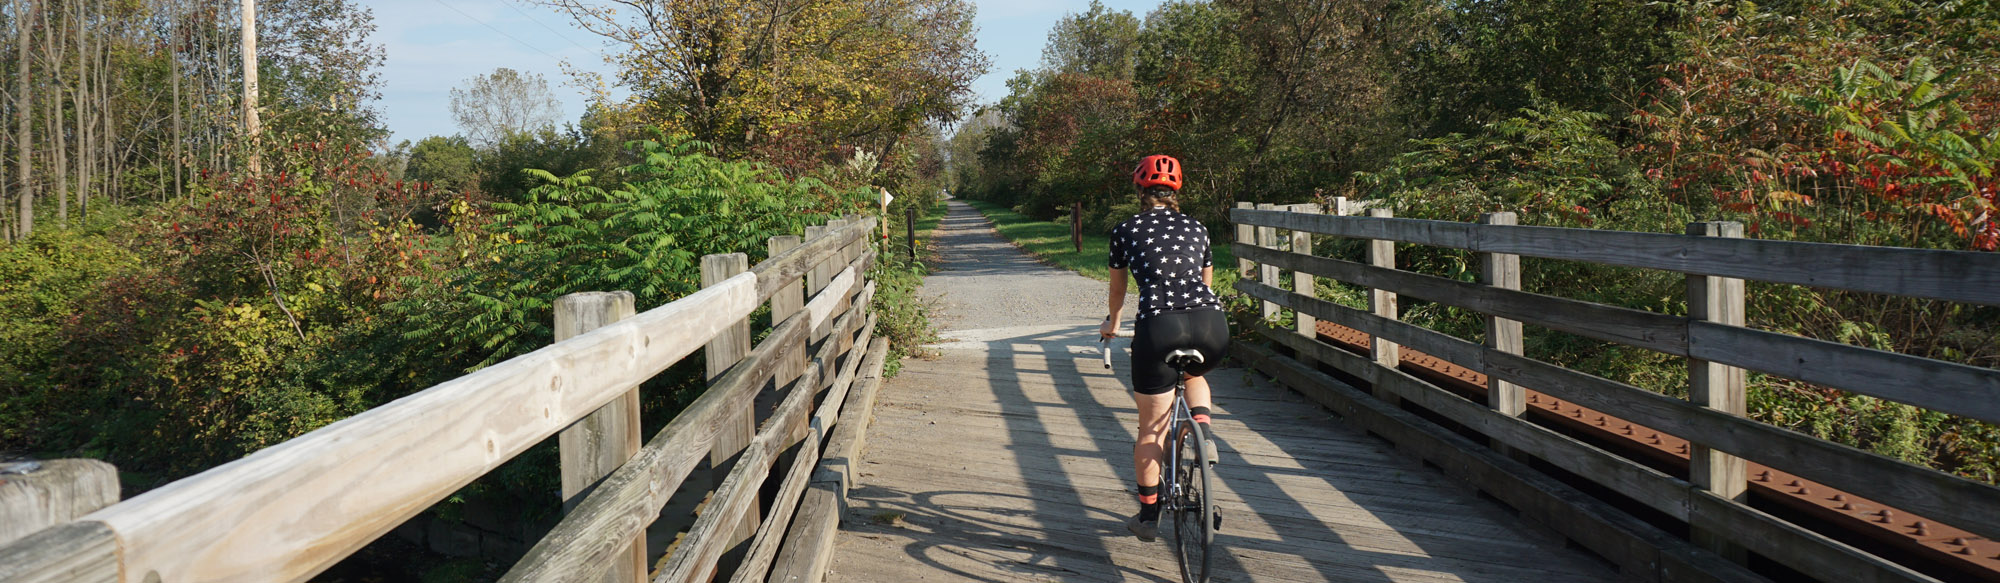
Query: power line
500,0,596,54
426,0,562,62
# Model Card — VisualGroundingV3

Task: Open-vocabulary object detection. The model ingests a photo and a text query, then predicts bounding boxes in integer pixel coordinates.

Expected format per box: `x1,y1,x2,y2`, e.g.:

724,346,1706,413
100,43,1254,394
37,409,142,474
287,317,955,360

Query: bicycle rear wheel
1170,423,1214,583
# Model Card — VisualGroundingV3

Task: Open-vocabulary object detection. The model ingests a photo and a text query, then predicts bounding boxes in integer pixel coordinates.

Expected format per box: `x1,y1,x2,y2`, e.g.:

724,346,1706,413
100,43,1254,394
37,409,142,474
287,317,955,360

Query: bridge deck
824,202,1624,582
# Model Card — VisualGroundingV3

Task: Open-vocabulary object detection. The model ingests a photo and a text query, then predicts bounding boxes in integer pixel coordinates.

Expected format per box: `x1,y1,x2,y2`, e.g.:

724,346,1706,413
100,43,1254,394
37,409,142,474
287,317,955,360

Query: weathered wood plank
1291,204,1319,337
1234,278,1485,370
1260,325,1948,583
812,336,891,505
751,218,873,304
1258,203,1283,320
0,521,119,583
505,285,879,583
1689,322,2000,426
0,459,119,547
1235,201,1255,280
1235,242,1691,355
1480,212,1525,423
552,292,644,583
1249,277,2000,544
655,333,828,583
728,317,878,583
1231,208,2000,306
1236,341,1768,583
1685,222,1748,563
768,483,837,583
1260,326,1696,521
1480,348,2000,543
500,317,809,582
703,254,761,553
1366,208,1401,394
805,266,860,336
85,273,758,583
1686,491,1941,583
768,338,891,583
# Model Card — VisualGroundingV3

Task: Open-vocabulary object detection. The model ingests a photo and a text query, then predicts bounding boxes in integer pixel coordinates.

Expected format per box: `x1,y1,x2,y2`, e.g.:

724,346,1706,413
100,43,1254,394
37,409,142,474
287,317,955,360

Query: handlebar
1097,330,1130,370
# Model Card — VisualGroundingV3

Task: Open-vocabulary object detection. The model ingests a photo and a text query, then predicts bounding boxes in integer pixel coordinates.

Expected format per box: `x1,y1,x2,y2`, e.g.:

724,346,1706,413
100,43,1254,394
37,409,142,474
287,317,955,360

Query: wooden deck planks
825,326,1627,583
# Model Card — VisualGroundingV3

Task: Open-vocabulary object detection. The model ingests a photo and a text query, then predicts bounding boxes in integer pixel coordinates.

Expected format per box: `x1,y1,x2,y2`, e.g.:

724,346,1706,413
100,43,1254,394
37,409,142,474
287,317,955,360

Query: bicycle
1102,338,1220,583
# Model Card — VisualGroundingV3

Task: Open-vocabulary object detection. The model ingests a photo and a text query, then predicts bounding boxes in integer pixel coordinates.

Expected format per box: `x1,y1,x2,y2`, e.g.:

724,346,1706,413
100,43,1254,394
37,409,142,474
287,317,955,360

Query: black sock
1190,406,1212,426
1137,483,1161,521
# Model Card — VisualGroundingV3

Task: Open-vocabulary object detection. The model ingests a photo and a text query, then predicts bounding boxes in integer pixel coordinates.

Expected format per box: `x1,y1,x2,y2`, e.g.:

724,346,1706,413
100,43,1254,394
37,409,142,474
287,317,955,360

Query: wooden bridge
2,202,1997,583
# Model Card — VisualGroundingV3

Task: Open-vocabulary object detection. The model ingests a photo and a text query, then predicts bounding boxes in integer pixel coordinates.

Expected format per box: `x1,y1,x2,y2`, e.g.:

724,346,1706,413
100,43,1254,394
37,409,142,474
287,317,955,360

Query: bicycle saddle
1165,349,1205,368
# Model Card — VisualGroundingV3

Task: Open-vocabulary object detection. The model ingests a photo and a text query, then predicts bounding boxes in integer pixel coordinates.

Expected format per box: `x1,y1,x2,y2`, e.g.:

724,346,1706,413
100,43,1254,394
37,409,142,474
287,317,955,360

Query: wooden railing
1231,201,2000,583
0,215,892,583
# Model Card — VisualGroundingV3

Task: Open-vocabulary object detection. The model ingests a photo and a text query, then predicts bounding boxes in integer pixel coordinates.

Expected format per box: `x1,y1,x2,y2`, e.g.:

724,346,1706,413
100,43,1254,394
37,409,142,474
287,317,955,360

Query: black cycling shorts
1129,308,1230,395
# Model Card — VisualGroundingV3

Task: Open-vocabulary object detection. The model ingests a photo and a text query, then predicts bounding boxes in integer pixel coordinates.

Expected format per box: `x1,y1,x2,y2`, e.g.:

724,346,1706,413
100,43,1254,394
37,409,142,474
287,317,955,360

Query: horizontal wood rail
1232,204,1999,583
0,215,889,583
1232,208,2000,306
1233,244,2000,424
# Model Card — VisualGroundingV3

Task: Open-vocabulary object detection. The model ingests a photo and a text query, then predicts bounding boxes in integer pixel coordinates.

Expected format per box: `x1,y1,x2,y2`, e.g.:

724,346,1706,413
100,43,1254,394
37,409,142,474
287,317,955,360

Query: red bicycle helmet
1133,155,1182,191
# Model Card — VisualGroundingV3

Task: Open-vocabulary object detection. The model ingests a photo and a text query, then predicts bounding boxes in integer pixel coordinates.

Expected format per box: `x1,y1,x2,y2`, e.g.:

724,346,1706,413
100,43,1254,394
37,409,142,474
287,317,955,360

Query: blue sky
364,0,1171,145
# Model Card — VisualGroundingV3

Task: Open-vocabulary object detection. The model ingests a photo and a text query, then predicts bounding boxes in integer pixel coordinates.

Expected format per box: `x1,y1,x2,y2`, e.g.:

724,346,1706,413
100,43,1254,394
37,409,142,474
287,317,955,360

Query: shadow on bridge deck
826,322,1625,583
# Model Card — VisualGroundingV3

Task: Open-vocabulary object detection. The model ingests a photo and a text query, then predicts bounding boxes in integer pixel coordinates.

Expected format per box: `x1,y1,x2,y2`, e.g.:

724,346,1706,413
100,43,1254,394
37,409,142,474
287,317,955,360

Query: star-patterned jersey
1108,207,1222,320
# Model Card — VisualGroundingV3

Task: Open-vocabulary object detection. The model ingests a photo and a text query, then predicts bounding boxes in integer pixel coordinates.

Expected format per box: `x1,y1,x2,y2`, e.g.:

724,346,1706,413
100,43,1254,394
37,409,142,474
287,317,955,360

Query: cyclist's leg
1132,390,1174,491
1184,374,1212,421
1129,314,1180,535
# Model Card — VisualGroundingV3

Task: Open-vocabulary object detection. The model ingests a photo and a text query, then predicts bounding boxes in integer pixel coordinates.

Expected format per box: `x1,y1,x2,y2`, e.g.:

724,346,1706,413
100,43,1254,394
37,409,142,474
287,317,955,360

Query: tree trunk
172,0,182,200
41,0,64,229
241,0,259,174
71,0,85,225
16,0,33,238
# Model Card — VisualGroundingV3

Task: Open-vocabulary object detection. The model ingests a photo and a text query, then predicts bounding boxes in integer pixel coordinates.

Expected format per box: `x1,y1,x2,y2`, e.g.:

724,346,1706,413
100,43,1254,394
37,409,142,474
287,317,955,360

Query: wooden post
804,225,831,298
1367,208,1401,406
1235,202,1255,280
1687,221,1748,563
1071,201,1083,252
1256,203,1281,321
701,253,760,551
1291,204,1319,338
1480,212,1526,454
0,459,118,547
769,236,808,388
905,207,917,261
553,291,643,583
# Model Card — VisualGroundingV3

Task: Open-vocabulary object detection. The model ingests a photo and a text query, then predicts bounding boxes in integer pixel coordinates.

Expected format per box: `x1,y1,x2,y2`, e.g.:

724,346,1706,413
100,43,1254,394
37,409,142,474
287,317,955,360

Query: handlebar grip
1100,339,1113,369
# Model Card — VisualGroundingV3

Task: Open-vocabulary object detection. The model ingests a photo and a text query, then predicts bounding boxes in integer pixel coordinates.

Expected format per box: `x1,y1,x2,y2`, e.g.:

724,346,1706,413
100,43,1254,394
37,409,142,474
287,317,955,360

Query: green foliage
0,229,142,446
1401,0,1678,134
869,250,937,376
2,141,443,483
404,135,479,194
1362,102,1654,227
1043,1,1143,80
400,137,873,369
476,122,626,204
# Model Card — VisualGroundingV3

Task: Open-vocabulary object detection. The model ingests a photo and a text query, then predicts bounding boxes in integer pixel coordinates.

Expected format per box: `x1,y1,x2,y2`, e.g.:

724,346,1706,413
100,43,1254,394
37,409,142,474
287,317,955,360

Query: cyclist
1099,154,1230,541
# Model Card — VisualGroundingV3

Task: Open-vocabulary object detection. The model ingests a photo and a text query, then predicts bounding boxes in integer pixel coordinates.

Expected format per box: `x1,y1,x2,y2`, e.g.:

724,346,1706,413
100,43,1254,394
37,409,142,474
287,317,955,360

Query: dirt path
822,200,1621,582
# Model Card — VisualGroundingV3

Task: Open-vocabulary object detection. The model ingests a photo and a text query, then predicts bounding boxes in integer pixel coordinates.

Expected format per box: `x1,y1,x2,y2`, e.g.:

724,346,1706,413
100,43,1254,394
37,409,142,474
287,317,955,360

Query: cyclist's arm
1202,265,1213,287
1112,265,1128,321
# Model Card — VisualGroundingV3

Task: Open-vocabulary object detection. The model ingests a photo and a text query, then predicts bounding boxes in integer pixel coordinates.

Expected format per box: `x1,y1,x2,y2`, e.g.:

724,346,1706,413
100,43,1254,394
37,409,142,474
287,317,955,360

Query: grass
960,199,1238,282
870,509,908,525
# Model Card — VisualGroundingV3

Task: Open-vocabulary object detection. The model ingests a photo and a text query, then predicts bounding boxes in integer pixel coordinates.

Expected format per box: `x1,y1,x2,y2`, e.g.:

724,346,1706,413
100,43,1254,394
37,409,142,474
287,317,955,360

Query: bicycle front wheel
1170,423,1214,583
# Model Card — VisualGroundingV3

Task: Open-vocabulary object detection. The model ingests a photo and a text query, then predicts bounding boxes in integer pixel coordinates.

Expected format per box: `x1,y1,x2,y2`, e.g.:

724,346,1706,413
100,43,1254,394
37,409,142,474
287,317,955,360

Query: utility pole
241,0,260,174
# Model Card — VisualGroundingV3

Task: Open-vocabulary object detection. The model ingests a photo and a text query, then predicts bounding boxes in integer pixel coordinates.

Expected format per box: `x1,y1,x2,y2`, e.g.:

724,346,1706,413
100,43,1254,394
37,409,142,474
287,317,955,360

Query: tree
403,135,476,193
1042,0,1141,81
539,0,988,168
449,67,562,149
